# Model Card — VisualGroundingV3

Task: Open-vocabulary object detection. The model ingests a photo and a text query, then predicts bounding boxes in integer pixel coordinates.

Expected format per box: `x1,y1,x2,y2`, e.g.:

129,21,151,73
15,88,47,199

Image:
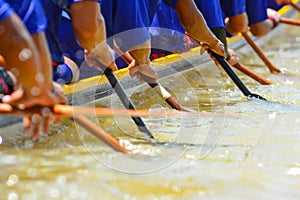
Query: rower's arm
174,0,226,57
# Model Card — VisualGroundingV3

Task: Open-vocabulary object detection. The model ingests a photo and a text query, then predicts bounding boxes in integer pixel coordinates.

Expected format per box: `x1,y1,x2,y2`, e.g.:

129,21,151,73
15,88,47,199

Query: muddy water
1,15,300,200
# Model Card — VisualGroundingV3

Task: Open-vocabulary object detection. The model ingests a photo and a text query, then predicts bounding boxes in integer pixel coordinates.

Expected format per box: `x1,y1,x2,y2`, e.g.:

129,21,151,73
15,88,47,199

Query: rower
100,0,158,82
149,0,192,60
0,0,67,138
246,0,281,37
41,0,118,85
220,0,248,36
88,0,225,82
194,0,239,64
162,0,226,58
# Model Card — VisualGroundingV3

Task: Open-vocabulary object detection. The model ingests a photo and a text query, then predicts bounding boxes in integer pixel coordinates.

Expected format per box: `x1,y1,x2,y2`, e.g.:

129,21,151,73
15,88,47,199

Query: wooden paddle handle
241,32,281,74
73,116,128,153
232,63,272,85
280,17,300,26
290,2,300,12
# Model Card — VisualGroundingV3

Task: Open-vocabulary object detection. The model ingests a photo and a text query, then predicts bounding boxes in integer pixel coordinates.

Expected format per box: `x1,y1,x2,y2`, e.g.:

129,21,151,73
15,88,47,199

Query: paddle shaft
290,2,300,12
210,51,266,100
73,116,128,153
113,44,190,111
241,32,281,74
100,64,154,139
280,17,300,26
0,106,128,153
232,63,272,85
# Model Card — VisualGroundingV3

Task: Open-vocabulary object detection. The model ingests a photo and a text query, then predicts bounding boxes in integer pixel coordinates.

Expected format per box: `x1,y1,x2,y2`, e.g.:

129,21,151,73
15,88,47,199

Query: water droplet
286,167,300,176
268,112,277,119
56,176,67,186
8,192,18,200
30,87,40,96
35,73,44,83
18,48,32,61
49,188,60,198
57,78,66,85
7,174,18,186
27,168,38,178
41,107,51,117
18,104,25,110
31,114,41,123
257,163,264,167
172,185,181,193
75,50,84,59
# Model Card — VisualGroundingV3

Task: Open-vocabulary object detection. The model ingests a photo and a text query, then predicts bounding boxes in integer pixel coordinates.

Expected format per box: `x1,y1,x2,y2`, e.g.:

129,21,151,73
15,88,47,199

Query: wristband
268,15,279,28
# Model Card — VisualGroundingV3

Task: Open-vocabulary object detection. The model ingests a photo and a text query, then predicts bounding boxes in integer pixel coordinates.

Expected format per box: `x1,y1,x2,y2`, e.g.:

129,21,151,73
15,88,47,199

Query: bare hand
200,39,226,66
200,39,226,58
128,59,158,83
85,46,118,72
2,82,67,140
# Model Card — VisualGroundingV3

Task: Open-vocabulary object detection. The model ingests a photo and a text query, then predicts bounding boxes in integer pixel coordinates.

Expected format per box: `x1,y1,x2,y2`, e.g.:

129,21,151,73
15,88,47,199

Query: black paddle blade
247,94,267,101
209,50,269,101
98,63,154,139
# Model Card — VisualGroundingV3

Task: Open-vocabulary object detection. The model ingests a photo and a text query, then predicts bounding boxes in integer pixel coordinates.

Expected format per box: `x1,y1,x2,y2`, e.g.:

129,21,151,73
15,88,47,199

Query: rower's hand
2,82,67,140
200,39,226,66
128,59,158,83
200,39,226,58
85,45,118,72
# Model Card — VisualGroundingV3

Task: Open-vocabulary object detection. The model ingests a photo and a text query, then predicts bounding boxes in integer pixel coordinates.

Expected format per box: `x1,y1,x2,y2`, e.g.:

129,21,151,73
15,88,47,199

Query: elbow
73,14,105,41
249,20,273,37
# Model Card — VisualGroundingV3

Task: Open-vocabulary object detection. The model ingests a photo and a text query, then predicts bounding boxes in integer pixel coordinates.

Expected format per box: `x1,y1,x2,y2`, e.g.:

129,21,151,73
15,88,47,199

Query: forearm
71,2,114,67
129,40,151,66
175,0,219,45
31,32,53,90
250,20,273,37
0,14,45,94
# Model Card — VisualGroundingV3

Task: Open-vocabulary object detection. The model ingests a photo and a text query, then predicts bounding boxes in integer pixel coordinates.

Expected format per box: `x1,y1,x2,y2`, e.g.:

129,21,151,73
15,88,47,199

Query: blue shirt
4,0,46,34
194,0,224,29
101,0,151,52
220,0,246,17
0,0,13,21
246,0,268,25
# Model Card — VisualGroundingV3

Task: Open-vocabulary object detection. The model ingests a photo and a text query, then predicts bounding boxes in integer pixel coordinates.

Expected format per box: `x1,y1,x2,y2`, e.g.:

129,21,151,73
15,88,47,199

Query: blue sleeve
0,0,14,21
246,0,268,25
220,0,246,17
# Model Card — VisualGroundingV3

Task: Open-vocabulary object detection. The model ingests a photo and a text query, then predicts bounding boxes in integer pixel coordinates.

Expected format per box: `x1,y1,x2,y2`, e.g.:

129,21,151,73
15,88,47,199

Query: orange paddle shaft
241,32,281,74
280,17,300,26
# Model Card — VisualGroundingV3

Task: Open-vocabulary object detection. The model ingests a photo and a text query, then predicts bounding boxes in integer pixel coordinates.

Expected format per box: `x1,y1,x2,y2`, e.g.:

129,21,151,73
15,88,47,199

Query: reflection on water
1,14,300,200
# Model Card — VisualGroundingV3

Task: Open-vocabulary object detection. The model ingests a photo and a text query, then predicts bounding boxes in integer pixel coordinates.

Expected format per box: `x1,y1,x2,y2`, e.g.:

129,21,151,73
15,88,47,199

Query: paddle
209,50,267,100
280,17,300,26
72,115,128,153
97,62,154,139
232,63,272,85
290,2,300,12
0,105,128,153
241,32,281,74
113,44,191,112
0,104,233,118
